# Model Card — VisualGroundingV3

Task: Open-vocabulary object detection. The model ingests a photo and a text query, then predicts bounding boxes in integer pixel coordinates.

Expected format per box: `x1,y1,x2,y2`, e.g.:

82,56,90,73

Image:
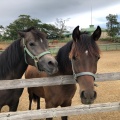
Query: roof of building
81,25,106,32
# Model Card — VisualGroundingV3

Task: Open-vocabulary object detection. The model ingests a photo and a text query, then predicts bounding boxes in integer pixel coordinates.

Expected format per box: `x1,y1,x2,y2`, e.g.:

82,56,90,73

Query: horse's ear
18,31,25,38
92,26,101,41
72,26,80,42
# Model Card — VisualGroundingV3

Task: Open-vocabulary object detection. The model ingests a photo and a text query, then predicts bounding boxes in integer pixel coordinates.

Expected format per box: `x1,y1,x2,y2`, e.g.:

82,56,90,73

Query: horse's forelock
71,34,100,57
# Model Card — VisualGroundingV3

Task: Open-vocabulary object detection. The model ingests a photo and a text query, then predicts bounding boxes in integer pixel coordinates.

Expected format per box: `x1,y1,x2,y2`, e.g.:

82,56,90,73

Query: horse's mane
0,39,23,79
72,33,100,57
22,27,46,39
56,41,73,74
56,32,100,74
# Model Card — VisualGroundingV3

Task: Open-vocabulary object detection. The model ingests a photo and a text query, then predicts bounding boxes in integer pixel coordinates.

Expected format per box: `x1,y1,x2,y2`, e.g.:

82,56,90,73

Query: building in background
81,25,108,38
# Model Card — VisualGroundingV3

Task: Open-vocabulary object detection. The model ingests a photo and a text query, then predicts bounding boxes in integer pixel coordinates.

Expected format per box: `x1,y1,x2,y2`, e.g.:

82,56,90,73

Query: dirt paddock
1,48,120,119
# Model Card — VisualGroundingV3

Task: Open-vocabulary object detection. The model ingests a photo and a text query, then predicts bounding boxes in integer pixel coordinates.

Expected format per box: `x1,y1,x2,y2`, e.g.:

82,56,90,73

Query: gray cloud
0,0,120,27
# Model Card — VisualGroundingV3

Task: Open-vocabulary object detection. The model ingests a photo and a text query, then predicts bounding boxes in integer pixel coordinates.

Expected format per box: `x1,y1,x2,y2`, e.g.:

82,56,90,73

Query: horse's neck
56,41,73,75
58,55,73,75
0,40,27,80
0,53,27,80
7,58,28,80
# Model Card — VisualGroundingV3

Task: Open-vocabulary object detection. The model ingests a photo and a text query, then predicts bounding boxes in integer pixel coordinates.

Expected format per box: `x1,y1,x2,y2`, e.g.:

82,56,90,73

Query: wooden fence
0,72,120,120
99,43,120,51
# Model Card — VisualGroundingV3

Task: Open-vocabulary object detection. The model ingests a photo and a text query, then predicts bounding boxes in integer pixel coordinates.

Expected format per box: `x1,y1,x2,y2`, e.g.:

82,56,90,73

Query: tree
4,15,41,40
55,18,69,39
0,25,4,29
106,14,120,38
0,25,4,40
40,23,59,39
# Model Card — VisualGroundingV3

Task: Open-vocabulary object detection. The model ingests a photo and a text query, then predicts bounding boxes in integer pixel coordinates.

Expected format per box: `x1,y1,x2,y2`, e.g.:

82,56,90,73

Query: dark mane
32,29,47,40
0,39,24,79
70,31,100,58
56,41,73,74
22,27,46,39
71,33,100,57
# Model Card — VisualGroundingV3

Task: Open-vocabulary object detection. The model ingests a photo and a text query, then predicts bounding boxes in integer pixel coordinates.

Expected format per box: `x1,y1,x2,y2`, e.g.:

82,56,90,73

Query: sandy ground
0,42,120,120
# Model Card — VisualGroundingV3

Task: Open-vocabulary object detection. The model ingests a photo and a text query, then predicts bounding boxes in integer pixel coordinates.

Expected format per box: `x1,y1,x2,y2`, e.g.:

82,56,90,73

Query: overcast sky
0,0,120,29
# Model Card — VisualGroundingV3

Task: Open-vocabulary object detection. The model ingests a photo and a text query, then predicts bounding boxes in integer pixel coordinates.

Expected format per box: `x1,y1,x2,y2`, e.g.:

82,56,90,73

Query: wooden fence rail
0,72,120,120
0,72,120,90
0,102,120,120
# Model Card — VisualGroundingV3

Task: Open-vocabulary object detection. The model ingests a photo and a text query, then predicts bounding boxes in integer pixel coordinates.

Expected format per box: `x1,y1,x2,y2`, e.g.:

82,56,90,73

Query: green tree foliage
106,14,120,38
4,15,41,40
0,25,4,40
0,25,4,29
40,23,59,39
2,15,70,40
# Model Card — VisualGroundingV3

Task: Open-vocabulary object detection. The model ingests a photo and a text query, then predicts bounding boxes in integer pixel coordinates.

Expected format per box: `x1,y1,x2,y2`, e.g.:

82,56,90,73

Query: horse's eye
97,56,100,60
29,42,35,46
72,56,76,60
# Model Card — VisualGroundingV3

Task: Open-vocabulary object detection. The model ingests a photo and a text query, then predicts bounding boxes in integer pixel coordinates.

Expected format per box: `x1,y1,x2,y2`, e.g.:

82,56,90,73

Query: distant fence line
49,43,120,54
99,43,120,51
0,43,120,54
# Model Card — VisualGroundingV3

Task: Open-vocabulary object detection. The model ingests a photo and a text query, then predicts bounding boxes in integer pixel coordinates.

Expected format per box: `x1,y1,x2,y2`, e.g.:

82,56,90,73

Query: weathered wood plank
96,72,120,81
0,72,119,90
0,102,120,120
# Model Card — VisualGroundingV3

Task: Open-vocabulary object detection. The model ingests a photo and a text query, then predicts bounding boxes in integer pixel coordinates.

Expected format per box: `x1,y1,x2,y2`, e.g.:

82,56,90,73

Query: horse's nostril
48,61,54,66
81,91,97,100
93,91,97,99
80,91,87,99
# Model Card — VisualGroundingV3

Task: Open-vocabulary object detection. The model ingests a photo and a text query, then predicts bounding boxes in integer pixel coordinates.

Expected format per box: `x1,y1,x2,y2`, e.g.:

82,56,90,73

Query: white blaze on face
85,50,88,56
40,38,43,43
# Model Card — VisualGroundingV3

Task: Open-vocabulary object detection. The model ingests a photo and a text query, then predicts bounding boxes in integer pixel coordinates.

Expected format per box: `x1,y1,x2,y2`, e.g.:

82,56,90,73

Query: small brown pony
25,26,101,120
0,27,58,112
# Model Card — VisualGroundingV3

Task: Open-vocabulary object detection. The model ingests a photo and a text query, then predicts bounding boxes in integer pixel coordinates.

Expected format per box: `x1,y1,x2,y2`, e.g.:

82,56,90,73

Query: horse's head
69,26,101,104
18,27,58,75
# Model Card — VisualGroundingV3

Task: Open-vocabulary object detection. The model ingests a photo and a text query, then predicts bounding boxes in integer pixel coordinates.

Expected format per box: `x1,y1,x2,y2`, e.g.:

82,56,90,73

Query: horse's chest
61,84,77,97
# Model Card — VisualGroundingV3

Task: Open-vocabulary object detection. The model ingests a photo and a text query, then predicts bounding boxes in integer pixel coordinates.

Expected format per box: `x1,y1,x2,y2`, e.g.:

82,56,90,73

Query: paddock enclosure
0,40,120,120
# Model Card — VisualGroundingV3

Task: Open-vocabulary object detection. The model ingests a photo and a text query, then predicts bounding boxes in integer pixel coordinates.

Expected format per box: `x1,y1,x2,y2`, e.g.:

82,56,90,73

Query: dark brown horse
25,26,101,120
0,27,58,112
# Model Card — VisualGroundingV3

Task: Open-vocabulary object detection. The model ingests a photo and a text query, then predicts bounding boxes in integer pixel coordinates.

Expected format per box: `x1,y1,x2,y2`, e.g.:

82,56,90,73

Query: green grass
49,47,59,54
0,40,13,44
